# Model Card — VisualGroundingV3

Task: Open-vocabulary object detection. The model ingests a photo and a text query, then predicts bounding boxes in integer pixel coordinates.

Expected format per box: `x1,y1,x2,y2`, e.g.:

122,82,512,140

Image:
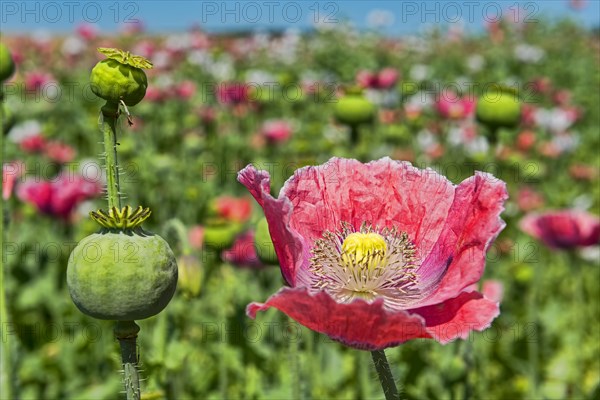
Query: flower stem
371,350,400,400
100,101,122,210
0,87,15,400
115,320,141,400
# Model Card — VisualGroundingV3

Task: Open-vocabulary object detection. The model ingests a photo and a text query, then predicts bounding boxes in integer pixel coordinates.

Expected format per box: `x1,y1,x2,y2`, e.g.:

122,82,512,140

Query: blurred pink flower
520,210,600,249
261,119,293,144
356,68,399,90
216,82,250,105
2,162,24,200
24,72,55,92
75,23,98,41
175,80,196,100
20,135,47,153
516,187,545,212
435,92,476,119
17,173,102,219
45,141,76,164
188,225,205,250
240,157,507,349
222,230,262,268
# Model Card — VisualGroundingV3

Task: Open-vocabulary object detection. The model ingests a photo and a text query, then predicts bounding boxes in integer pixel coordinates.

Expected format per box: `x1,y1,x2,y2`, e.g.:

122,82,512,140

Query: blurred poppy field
1,4,600,400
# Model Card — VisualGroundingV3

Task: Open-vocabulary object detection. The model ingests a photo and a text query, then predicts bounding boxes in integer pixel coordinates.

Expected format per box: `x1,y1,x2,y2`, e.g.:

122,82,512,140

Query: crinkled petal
417,172,508,307
247,287,431,350
279,158,455,255
238,165,304,285
412,290,500,344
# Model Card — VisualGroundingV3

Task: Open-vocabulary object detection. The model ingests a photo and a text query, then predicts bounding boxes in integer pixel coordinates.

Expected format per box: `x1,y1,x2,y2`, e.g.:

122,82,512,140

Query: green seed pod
254,217,278,265
334,92,376,127
476,86,521,131
0,43,16,82
67,206,177,320
90,48,152,107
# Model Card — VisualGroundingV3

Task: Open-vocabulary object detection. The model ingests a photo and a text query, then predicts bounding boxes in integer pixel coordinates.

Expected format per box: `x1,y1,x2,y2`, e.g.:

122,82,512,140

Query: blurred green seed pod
333,89,376,127
0,43,16,82
90,48,152,107
254,217,278,265
177,254,202,298
203,222,243,251
67,206,178,320
476,86,521,131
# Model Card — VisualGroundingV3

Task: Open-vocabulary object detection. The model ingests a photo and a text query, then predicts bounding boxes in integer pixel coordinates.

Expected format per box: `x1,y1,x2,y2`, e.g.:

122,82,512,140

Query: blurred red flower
17,173,102,219
214,196,253,223
520,210,600,250
20,135,47,153
239,157,507,350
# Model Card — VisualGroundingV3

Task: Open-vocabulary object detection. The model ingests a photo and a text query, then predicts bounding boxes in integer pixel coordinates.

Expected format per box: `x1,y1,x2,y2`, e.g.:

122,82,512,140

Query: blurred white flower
409,64,430,82
8,120,42,143
551,132,579,153
514,44,545,63
534,108,577,133
245,69,276,85
366,9,395,29
152,50,171,69
61,36,86,56
466,54,485,72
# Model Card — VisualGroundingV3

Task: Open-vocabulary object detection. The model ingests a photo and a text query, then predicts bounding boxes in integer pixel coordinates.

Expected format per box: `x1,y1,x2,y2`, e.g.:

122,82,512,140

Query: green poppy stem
100,101,122,210
115,320,141,400
371,350,400,400
0,87,15,400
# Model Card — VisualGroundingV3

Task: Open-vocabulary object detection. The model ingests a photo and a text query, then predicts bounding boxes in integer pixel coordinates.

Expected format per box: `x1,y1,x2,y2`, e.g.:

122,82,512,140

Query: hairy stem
100,101,122,210
115,321,141,400
371,350,400,400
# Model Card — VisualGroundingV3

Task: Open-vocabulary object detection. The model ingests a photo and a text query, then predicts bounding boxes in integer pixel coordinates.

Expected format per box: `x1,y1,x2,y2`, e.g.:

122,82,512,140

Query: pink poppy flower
261,119,293,144
222,230,263,268
520,210,600,250
17,173,102,219
435,92,476,119
239,157,507,350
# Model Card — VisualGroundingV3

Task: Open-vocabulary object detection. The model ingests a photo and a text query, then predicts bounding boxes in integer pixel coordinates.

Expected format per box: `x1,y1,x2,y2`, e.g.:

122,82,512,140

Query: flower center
341,232,387,272
309,222,420,309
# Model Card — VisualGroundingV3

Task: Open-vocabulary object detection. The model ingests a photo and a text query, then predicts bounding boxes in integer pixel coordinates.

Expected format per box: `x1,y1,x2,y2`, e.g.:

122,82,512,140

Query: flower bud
0,43,15,82
177,254,202,298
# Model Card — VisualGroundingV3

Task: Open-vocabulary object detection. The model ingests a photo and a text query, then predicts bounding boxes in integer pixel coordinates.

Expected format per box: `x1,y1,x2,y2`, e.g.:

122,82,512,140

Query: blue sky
1,1,598,35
